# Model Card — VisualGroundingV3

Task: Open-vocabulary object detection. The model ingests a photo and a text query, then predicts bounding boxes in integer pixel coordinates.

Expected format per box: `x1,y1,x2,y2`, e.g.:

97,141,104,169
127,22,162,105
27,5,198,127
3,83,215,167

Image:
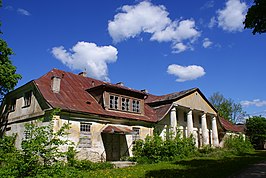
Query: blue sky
1,0,266,117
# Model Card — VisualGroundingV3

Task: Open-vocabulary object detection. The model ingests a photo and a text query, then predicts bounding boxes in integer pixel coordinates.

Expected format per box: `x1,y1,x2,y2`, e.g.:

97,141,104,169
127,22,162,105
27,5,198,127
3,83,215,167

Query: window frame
132,99,140,113
10,98,16,112
23,91,32,108
132,127,140,142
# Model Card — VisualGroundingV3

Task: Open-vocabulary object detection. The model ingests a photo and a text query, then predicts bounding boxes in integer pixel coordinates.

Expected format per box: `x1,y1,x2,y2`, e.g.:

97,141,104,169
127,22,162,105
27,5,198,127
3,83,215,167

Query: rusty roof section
102,125,134,134
34,68,158,123
153,103,173,121
145,88,198,104
219,117,245,133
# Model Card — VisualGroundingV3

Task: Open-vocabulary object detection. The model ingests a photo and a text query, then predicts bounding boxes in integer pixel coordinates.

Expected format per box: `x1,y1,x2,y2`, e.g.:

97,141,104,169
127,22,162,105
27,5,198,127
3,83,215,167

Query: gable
174,91,216,115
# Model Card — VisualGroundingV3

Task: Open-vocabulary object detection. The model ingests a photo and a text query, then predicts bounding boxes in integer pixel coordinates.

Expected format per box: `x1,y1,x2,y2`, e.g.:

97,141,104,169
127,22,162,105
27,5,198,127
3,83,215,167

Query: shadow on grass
145,151,266,178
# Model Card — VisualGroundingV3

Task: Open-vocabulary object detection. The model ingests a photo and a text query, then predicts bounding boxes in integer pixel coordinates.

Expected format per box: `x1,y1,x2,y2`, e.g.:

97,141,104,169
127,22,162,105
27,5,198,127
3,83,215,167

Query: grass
80,151,266,178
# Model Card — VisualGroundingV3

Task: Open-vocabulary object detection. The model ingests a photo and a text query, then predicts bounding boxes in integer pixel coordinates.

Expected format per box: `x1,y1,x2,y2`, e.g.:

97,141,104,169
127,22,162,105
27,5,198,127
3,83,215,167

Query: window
132,127,140,142
24,91,32,107
109,95,119,110
80,123,91,132
24,130,30,140
184,112,187,122
10,98,16,112
121,97,130,111
79,123,92,148
132,100,140,113
199,116,202,125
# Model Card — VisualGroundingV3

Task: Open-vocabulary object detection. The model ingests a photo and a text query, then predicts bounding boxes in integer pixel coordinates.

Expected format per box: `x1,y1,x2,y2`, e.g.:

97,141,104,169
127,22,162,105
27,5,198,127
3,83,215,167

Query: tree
244,0,266,35
0,0,22,137
209,92,246,123
0,0,22,101
245,116,266,149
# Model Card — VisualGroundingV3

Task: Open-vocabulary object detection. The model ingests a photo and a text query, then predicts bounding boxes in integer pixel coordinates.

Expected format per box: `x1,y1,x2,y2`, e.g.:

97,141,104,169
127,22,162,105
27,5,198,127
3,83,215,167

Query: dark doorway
101,133,129,161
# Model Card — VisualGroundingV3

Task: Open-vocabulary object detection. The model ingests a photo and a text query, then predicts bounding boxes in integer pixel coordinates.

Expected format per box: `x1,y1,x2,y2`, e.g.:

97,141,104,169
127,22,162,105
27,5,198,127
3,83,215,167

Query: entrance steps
111,161,136,168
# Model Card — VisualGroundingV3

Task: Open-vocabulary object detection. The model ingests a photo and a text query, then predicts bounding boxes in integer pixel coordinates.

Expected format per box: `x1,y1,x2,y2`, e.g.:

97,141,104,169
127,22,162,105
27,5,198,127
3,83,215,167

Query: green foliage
245,116,266,149
0,0,22,101
244,0,266,35
224,135,254,155
0,109,114,177
209,92,245,123
132,133,197,163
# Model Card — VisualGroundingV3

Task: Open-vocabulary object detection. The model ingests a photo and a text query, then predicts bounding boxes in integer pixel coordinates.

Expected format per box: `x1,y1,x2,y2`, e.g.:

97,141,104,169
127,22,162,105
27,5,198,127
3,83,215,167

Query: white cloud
151,19,200,43
241,99,266,107
172,43,188,53
208,16,217,28
52,42,118,81
167,64,206,82
108,1,200,53
217,0,247,32
17,8,31,16
202,38,213,48
108,1,171,43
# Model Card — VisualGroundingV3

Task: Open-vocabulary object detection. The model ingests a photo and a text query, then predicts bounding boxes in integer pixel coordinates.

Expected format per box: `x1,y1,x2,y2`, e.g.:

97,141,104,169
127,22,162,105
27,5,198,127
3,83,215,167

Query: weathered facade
0,69,226,162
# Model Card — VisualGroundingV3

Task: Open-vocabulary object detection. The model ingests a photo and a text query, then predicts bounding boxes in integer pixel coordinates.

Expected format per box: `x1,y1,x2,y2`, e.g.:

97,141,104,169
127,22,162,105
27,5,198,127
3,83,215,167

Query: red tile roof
219,117,245,133
34,69,158,123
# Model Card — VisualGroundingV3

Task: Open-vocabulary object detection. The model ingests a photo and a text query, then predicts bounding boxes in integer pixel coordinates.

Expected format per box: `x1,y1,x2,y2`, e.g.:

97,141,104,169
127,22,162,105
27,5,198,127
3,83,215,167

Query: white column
187,110,193,137
212,116,219,147
170,107,177,136
201,113,209,146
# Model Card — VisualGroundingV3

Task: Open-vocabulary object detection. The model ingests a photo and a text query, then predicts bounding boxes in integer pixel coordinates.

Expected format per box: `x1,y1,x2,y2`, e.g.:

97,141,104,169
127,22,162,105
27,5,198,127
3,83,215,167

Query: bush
224,135,254,155
132,133,197,163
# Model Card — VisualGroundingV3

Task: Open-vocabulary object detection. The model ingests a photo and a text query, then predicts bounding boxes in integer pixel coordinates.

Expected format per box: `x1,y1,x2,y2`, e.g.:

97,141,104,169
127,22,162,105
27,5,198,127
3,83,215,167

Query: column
170,107,177,136
187,110,193,137
212,116,219,147
201,113,209,146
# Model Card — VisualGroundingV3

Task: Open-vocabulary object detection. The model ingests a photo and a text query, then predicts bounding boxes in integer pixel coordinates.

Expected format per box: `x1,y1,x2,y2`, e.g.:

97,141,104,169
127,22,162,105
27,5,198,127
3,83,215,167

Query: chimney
116,82,124,86
141,89,148,93
78,71,87,77
51,76,61,93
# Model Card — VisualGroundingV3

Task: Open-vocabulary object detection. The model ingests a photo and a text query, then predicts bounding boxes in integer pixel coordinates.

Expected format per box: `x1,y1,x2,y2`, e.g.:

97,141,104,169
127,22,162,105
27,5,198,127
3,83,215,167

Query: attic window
121,97,130,111
132,100,140,113
10,98,16,112
109,95,119,110
23,91,32,107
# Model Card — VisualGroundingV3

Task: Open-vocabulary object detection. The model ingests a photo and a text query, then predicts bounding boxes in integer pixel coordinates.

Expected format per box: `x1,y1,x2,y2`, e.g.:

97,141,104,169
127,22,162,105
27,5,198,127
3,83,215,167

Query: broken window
79,123,92,148
24,91,32,107
109,95,119,110
132,100,140,113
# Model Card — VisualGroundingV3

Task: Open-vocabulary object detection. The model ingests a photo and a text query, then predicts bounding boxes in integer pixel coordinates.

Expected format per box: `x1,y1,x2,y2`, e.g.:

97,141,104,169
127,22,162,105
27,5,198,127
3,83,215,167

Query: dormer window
109,95,119,109
10,98,16,112
121,97,130,111
24,91,32,107
132,100,140,113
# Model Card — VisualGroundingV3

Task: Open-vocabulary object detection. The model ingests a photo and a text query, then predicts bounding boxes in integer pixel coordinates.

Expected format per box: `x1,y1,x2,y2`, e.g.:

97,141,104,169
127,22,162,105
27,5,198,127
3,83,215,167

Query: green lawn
80,151,266,178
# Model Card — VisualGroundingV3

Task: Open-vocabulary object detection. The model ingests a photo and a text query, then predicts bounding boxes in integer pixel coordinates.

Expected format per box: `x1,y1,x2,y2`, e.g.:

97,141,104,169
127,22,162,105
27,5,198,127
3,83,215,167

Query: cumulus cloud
167,64,206,82
172,43,188,53
108,1,171,43
17,8,31,16
202,38,213,48
108,1,200,53
217,0,247,32
52,42,118,81
241,99,266,107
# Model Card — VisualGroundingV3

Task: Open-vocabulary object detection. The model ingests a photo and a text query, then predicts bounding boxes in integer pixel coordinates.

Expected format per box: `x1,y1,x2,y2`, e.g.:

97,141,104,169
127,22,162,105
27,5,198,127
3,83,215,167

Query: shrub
224,134,254,155
132,133,197,163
